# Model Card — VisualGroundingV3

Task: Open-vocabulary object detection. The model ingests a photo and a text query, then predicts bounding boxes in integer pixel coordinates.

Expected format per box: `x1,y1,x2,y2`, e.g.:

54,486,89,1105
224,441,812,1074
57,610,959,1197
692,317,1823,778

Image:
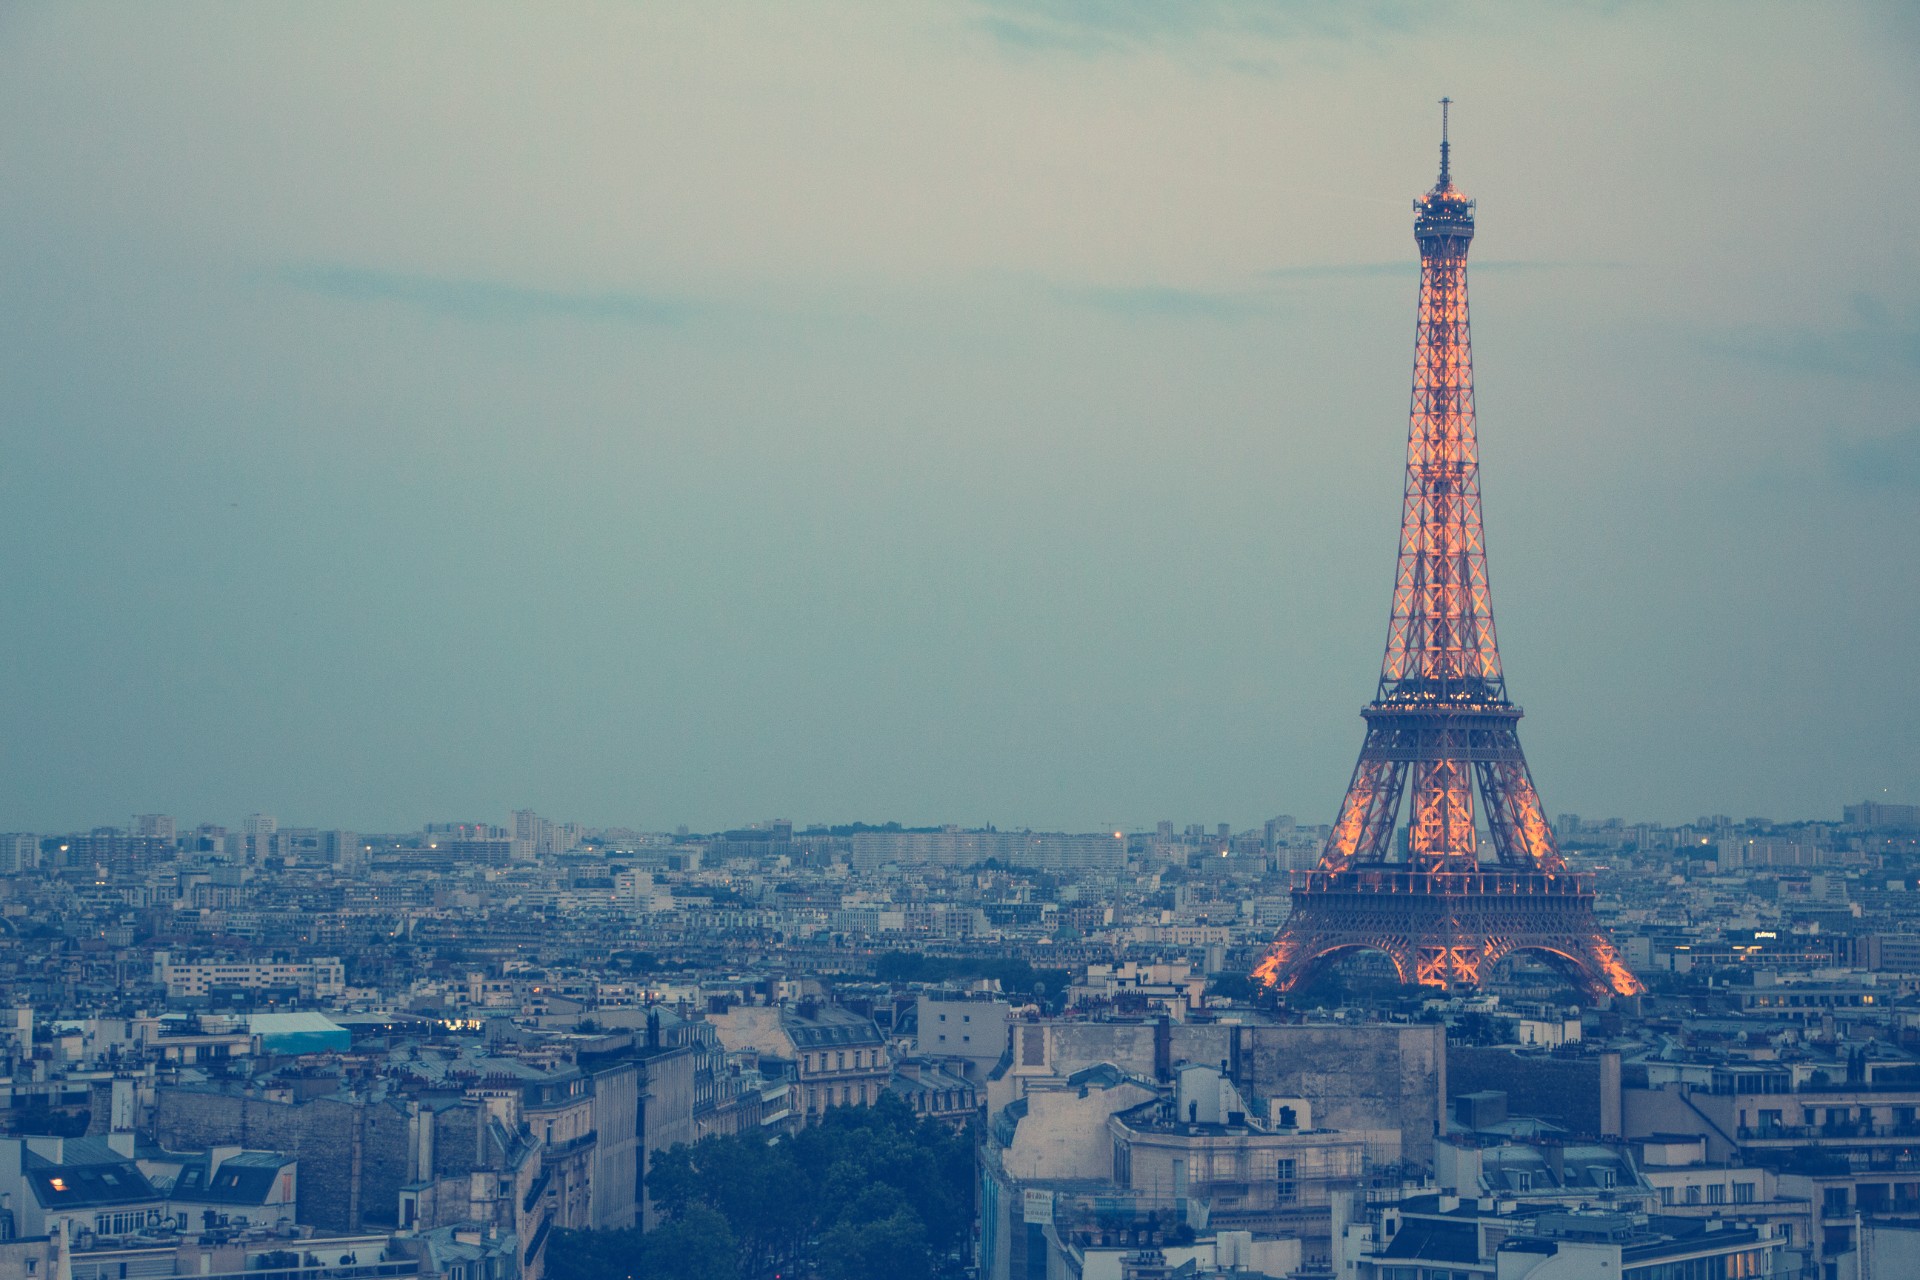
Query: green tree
635,1094,973,1280
549,1206,741,1280
817,1207,932,1280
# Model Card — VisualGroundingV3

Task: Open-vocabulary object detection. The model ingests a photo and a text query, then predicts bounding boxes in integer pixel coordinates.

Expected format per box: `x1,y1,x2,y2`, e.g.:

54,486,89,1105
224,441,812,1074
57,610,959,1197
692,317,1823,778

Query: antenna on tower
1438,97,1452,186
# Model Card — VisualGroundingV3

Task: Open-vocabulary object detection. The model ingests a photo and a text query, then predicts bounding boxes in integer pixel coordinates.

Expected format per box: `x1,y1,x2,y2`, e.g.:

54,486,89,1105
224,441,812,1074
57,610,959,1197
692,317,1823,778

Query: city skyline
2,3,1916,833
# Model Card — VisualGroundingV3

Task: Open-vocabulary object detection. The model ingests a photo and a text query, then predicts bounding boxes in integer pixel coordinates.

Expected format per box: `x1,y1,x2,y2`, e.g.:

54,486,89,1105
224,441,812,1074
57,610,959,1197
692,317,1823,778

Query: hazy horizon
2,3,1915,834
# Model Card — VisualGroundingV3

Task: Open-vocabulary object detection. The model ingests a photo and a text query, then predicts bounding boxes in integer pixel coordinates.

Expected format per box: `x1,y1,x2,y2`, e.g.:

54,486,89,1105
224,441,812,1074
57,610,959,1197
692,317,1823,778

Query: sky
0,1,1915,835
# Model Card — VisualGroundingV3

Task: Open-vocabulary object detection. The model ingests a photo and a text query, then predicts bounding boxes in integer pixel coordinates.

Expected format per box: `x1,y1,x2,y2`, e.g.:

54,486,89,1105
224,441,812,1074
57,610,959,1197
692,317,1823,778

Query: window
1661,1186,1676,1206
1733,1182,1755,1204
1685,1185,1702,1205
1275,1158,1297,1204
1707,1183,1726,1204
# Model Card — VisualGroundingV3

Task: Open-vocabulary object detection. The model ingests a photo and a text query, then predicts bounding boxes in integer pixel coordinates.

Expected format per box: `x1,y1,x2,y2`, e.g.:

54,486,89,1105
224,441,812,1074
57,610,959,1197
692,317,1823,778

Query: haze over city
2,2,1915,834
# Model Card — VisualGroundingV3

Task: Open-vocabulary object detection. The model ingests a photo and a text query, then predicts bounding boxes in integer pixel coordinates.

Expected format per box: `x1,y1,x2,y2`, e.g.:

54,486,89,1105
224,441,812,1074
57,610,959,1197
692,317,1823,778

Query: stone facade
992,1019,1445,1165
154,1086,411,1231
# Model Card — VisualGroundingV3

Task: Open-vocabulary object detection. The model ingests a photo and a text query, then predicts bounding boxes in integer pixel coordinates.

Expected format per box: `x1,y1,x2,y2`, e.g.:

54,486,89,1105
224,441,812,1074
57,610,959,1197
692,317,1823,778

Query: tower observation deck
1254,104,1641,1001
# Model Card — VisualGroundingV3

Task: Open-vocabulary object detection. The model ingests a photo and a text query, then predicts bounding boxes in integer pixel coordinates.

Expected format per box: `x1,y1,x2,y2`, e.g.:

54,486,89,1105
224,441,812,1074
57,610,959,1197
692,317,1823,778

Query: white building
152,954,346,999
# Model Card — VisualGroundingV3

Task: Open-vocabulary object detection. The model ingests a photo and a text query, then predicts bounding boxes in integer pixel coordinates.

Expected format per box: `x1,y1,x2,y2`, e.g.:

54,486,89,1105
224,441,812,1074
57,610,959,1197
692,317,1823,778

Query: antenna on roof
1438,97,1452,186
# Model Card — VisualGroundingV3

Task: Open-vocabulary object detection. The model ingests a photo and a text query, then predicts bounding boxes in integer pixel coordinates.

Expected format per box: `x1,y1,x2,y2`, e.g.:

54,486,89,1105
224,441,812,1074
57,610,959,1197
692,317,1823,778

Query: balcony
1289,869,1594,897
542,1129,597,1157
1737,1121,1920,1142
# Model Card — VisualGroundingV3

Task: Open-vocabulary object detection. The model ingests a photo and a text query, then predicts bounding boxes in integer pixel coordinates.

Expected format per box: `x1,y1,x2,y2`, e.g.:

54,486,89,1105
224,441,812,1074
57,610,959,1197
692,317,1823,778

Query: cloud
1703,298,1920,378
1051,281,1282,320
971,0,1426,54
281,264,695,325
1470,259,1630,274
1264,261,1412,281
1260,259,1624,282
1831,425,1920,490
1048,258,1622,321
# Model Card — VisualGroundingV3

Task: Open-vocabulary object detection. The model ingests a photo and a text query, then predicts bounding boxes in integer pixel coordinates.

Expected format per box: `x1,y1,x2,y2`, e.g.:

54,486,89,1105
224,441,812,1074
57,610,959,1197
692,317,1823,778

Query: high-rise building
242,813,277,863
511,808,561,859
0,834,36,874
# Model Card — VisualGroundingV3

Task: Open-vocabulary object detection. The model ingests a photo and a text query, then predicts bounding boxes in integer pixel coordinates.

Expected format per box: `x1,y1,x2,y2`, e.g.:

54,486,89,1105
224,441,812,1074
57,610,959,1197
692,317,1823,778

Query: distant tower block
1255,104,1641,1002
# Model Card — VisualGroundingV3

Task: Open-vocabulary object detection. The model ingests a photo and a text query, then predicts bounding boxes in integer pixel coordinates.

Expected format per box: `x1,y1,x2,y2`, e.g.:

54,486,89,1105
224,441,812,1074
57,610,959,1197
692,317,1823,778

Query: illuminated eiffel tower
1255,104,1641,1002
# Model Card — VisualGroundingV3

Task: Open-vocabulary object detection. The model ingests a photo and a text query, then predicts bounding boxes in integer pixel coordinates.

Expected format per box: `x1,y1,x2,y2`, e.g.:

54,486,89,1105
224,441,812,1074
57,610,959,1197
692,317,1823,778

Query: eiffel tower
1255,103,1641,1002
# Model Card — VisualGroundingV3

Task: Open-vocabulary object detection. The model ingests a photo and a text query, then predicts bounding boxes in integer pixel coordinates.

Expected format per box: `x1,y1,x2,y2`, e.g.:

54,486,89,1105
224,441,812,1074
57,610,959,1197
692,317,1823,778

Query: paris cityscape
2,7,1916,1280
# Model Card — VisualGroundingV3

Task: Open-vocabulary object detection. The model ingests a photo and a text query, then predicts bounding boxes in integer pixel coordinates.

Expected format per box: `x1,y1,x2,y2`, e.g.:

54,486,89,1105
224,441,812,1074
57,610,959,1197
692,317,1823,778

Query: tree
817,1207,931,1280
549,1206,740,1280
1206,972,1257,1002
629,1094,973,1280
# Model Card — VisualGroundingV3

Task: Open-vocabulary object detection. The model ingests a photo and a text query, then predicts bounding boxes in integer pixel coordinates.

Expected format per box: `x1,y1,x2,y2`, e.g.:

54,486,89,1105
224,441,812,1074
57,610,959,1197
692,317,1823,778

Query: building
1345,1200,1787,1280
150,1148,299,1231
914,995,1010,1080
993,1018,1445,1165
1111,1065,1389,1255
847,830,1126,875
887,1058,980,1125
153,956,346,1001
0,1135,168,1241
708,1003,890,1123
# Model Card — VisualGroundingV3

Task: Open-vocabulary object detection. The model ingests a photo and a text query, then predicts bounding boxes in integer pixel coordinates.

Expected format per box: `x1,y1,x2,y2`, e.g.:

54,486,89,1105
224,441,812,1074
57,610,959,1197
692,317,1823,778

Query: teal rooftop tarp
247,1011,350,1055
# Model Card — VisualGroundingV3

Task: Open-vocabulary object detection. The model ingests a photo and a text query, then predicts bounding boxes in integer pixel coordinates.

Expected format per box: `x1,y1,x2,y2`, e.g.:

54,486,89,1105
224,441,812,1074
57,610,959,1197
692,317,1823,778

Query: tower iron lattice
1255,103,1641,1003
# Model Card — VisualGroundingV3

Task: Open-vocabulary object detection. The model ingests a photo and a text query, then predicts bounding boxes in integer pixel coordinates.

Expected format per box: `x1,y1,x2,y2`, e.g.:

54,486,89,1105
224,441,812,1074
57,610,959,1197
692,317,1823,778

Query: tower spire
1438,96,1452,186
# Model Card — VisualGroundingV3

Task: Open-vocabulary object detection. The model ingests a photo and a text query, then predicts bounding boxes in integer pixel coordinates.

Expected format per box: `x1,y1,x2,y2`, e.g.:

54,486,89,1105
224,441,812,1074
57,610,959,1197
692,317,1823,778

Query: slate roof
1378,1219,1481,1264
782,1008,883,1050
24,1144,160,1210
168,1152,293,1206
887,1062,974,1099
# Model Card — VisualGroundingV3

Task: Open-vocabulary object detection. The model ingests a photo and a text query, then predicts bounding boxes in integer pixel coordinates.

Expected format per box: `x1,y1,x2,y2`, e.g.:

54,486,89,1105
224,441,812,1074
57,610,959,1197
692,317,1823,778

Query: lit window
49,1177,68,1192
